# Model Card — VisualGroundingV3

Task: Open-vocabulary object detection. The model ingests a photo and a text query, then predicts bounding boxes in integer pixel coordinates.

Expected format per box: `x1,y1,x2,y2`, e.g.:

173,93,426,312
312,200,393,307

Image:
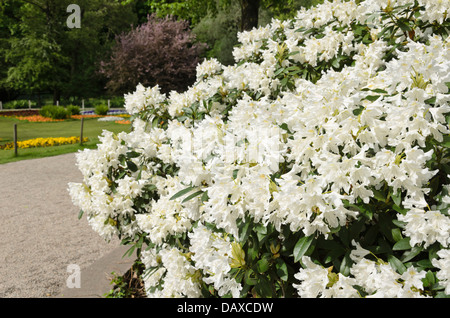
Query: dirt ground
0,152,120,298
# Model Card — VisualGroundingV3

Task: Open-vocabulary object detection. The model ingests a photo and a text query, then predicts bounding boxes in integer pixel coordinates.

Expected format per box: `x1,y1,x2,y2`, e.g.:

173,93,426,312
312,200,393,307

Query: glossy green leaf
339,252,352,276
275,259,289,281
388,255,406,274
244,269,258,286
401,245,423,263
181,190,204,203
169,186,195,200
126,160,138,172
256,256,270,273
393,237,411,250
391,228,403,242
255,276,272,298
293,235,314,263
126,150,141,158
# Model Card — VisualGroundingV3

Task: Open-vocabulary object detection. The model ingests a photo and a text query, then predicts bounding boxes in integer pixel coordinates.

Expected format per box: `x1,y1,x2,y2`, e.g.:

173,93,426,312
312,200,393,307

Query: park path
0,153,120,297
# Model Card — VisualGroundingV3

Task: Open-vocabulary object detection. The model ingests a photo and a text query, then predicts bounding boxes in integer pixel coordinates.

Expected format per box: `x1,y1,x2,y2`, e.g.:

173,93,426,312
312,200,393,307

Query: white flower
196,58,222,80
432,249,450,295
293,256,329,298
136,195,191,245
188,224,242,297
124,83,166,115
397,208,450,248
141,245,201,298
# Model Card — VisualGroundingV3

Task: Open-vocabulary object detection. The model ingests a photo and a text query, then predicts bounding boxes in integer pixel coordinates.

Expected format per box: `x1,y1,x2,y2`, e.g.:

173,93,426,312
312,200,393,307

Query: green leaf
324,248,346,264
181,190,204,203
274,67,285,77
439,135,450,148
78,209,84,220
126,160,138,172
177,115,188,122
244,269,258,286
275,259,289,281
293,235,314,263
371,88,388,94
256,256,271,273
142,184,157,192
401,246,423,263
254,276,273,298
247,237,259,263
416,259,433,269
388,255,406,274
391,228,403,242
331,58,340,69
372,188,386,202
397,18,412,32
126,150,141,158
238,219,252,243
339,252,352,276
122,245,136,258
423,270,436,288
169,186,195,200
364,95,381,102
393,237,411,250
201,191,209,203
391,189,402,206
392,219,406,229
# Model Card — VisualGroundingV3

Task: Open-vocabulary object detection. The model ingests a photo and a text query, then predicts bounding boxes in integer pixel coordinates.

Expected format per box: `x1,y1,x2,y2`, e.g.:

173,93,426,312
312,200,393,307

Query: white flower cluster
294,242,428,298
140,245,202,298
69,0,450,298
124,84,167,115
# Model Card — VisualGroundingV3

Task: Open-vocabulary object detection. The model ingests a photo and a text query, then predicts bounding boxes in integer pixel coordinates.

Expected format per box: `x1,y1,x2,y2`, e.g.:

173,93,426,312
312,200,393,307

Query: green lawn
0,116,131,164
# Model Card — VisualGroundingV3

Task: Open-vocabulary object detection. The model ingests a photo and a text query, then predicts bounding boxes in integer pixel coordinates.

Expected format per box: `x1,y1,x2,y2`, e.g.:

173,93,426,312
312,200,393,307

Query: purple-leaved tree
100,14,206,95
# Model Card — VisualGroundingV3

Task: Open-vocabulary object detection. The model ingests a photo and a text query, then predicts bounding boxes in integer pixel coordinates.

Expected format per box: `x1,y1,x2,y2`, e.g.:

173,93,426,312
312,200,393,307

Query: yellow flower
1,136,88,150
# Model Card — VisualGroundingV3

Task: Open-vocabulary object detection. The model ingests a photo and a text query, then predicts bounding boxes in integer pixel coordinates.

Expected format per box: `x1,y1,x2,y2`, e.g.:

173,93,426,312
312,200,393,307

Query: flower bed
0,136,88,150
71,114,103,120
0,110,39,117
69,0,450,298
115,120,131,125
14,115,65,122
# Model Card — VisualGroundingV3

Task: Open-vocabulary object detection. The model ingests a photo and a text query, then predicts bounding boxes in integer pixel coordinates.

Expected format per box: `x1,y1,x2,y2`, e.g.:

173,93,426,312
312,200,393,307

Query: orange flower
71,114,103,119
14,115,65,122
115,120,131,124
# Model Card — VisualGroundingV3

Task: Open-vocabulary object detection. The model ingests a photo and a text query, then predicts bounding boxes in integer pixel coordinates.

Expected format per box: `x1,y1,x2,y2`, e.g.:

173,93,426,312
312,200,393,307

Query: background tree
99,14,206,95
0,0,322,103
130,0,323,31
0,0,136,104
130,0,323,65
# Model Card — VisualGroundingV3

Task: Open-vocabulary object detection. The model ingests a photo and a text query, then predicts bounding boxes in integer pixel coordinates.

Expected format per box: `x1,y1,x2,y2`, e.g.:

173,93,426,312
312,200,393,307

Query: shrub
94,104,109,116
69,0,450,298
39,105,69,120
66,105,80,116
4,99,36,109
99,14,206,95
109,96,125,108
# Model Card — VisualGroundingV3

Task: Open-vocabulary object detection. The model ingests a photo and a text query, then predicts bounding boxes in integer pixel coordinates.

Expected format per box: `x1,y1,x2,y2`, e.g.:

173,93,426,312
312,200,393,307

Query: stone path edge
56,245,135,298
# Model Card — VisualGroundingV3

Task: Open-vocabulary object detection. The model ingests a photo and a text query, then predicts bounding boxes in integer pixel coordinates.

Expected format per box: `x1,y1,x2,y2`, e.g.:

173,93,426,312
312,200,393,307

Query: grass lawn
0,116,131,164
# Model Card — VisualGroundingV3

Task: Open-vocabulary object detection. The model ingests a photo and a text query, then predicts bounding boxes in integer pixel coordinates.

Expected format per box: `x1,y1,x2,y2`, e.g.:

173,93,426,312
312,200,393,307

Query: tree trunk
240,0,260,31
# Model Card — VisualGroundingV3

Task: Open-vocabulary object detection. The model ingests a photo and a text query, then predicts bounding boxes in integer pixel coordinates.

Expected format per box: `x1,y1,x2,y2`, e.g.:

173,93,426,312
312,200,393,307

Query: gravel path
0,153,120,298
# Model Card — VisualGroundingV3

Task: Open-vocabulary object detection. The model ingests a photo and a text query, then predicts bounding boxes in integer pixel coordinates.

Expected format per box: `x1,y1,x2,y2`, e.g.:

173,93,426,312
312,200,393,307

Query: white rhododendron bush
69,0,450,298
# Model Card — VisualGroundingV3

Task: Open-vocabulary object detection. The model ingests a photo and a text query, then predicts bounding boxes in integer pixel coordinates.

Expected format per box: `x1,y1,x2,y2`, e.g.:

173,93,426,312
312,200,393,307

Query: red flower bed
0,110,39,117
